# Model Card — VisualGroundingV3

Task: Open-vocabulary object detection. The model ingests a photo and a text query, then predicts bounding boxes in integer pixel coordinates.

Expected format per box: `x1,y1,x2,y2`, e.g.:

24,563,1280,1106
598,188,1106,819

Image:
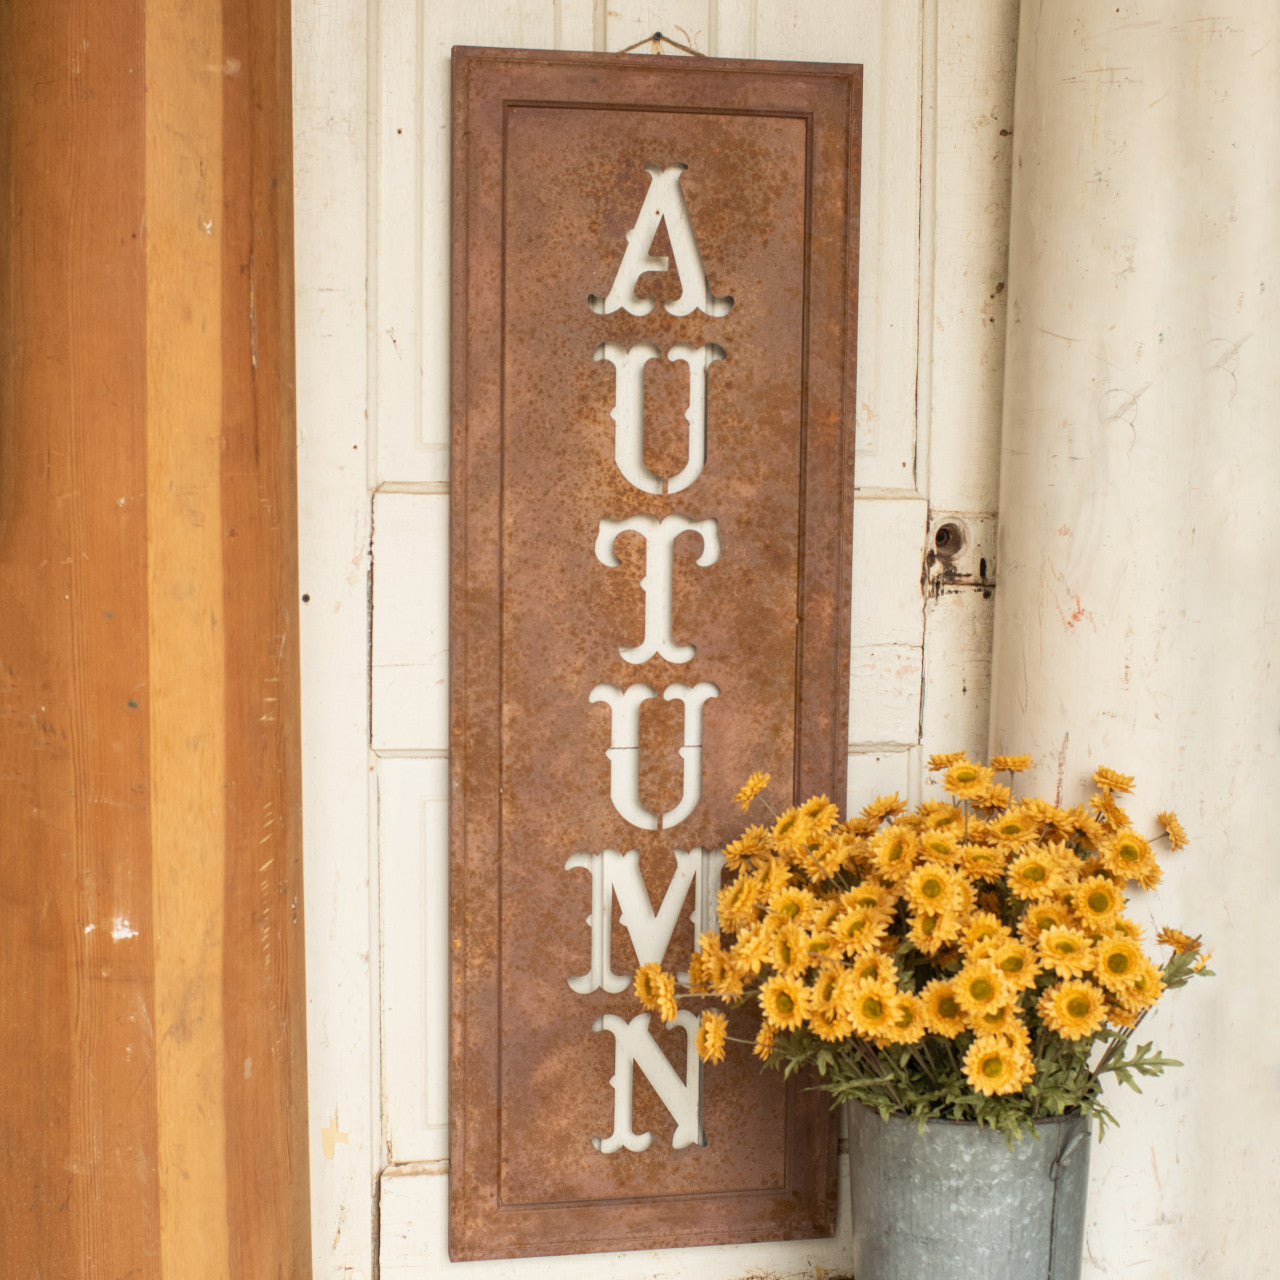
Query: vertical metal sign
450,47,860,1260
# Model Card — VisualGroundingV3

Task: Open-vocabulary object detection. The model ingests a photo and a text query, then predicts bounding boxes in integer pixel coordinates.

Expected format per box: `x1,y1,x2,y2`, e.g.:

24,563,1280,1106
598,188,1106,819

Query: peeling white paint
110,917,138,941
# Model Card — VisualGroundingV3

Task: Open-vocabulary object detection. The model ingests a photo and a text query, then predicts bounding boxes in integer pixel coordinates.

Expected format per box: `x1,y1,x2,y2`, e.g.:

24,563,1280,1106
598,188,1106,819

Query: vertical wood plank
0,3,160,1276
0,0,309,1275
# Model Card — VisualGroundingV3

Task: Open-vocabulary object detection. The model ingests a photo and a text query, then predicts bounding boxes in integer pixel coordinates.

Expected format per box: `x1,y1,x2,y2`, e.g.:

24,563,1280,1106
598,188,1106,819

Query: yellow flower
753,1023,776,1061
942,760,995,800
633,962,670,1012
991,754,1033,773
960,842,1009,881
991,939,1041,992
861,792,908,823
1117,959,1165,1011
800,794,840,835
907,907,963,956
921,801,965,831
918,828,962,864
769,921,811,979
1090,791,1131,830
734,770,772,811
1092,765,1135,795
971,781,1013,811
1156,926,1202,955
954,958,1010,1019
927,751,967,771
1038,927,1095,979
1094,936,1146,995
717,872,761,932
1018,900,1074,942
963,1034,1035,1096
771,806,803,849
723,824,770,872
973,1002,1031,1046
850,952,899,988
1101,829,1162,889
696,1010,728,1063
656,984,679,1024
831,907,890,955
869,823,920,881
920,979,968,1037
961,910,1013,956
904,863,962,914
759,974,809,1030
1038,980,1108,1040
1072,874,1124,930
1156,810,1188,851
887,993,928,1045
848,978,898,1038
767,885,817,926
1006,850,1062,901
809,1002,855,1042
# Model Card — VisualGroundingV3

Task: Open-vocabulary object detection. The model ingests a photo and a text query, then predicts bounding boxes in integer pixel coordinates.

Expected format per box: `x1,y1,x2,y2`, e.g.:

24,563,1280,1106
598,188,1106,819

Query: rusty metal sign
449,46,861,1261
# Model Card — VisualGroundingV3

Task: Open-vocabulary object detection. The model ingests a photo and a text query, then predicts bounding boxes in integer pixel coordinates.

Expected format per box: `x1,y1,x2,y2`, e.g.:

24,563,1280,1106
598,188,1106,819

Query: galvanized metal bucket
846,1103,1091,1280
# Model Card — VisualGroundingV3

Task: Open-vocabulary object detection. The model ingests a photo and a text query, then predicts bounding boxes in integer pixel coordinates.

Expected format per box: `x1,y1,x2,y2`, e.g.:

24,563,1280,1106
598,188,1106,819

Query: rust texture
450,45,861,1262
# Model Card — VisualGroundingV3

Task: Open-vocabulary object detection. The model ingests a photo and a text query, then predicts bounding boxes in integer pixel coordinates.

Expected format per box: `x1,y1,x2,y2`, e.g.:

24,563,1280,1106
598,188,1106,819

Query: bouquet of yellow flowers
632,753,1212,1142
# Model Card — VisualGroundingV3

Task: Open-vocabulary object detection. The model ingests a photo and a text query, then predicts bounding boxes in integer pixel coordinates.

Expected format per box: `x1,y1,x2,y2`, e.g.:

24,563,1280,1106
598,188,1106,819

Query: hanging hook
615,30,706,57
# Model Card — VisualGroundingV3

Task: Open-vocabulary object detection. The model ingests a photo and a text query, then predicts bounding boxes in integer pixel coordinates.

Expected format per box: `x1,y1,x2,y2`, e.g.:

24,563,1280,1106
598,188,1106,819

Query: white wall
294,0,1017,1274
991,4,1280,1276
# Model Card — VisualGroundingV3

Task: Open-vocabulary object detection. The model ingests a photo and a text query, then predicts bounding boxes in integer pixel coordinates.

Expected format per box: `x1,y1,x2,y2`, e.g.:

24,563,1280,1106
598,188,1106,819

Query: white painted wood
991,4,1280,1275
602,0,713,54
379,758,450,1164
712,0,756,59
846,747,918,811
919,589,994,769
850,494,928,649
849,644,925,747
924,0,1018,515
755,3,924,492
379,1148,854,1275
370,492,449,752
293,0,378,1273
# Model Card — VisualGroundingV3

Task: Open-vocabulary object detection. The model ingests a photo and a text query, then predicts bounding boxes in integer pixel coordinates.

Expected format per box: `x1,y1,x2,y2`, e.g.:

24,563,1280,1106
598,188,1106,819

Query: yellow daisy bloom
869,823,920,881
771,807,803,849
1073,874,1125,930
908,907,963,956
1156,810,1188,851
942,760,995,800
1063,805,1109,851
808,963,843,1010
904,863,963,914
696,1010,728,1063
954,958,1010,1019
848,978,898,1039
850,952,899,988
770,921,810,979
887,993,928,1045
918,828,963,865
831,907,891,955
963,1034,1035,1096
767,885,817,926
861,792,908,824
1090,791,1132,830
960,842,1009,881
1110,916,1145,943
921,801,965,831
1117,959,1165,1011
759,974,809,1031
1038,927,1095,979
1038,980,1108,1040
705,949,745,1000
840,882,897,921
810,1002,855,1042
1156,926,1202,955
973,1002,1030,1046
1020,796,1070,831
633,962,669,1012
1019,900,1074,942
723,824,770,872
989,808,1039,848
927,751,967,771
971,782,1013,812
1092,765,1135,795
753,1023,776,1061
991,754,1033,773
961,910,1013,956
920,979,968,1037
1007,850,1062,901
734,770,772,811
656,983,679,1024
1101,829,1162,888
717,872,761,932
991,939,1041,991
800,794,840,832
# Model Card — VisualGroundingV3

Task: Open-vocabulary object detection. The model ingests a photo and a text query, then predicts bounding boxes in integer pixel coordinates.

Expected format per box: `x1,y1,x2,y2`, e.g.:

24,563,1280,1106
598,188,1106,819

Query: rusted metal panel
450,45,860,1261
